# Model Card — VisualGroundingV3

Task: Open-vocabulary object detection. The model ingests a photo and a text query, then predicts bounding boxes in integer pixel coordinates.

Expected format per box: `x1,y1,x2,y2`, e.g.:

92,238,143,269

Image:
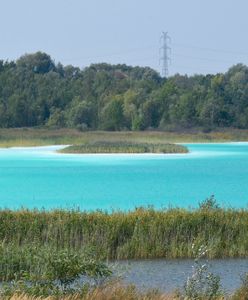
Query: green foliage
100,95,125,130
1,52,248,130
0,246,112,297
16,52,55,74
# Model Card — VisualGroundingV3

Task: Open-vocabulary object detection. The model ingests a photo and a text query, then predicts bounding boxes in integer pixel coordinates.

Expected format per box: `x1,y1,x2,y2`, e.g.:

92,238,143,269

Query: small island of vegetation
59,141,188,154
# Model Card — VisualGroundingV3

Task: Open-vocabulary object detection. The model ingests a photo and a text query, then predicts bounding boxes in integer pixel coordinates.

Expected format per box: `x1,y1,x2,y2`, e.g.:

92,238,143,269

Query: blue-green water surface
0,143,247,210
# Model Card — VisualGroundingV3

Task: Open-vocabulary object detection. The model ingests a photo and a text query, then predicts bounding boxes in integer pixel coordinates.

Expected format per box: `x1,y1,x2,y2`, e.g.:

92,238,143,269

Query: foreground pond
0,143,248,209
117,258,248,293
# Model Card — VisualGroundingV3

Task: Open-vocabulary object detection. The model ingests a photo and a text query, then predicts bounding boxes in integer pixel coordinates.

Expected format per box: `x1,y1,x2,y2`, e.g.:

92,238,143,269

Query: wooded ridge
0,52,248,131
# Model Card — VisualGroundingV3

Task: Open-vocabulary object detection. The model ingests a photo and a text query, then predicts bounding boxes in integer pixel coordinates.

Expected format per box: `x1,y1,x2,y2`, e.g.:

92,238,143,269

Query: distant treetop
0,52,247,130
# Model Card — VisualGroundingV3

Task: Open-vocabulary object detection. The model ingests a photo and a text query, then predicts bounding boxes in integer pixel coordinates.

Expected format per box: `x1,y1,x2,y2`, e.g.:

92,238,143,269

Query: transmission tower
159,32,171,77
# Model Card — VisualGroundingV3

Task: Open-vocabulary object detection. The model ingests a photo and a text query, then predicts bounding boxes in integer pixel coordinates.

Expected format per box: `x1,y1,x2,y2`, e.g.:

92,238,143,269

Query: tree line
0,51,248,131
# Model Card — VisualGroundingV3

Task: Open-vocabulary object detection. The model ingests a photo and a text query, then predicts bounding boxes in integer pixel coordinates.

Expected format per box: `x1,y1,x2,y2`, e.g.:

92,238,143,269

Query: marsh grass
3,280,239,300
59,141,188,154
0,207,247,262
1,128,248,148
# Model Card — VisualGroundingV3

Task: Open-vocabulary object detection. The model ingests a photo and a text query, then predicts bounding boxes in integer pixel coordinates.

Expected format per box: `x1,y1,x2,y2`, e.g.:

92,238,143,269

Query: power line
173,42,248,57
171,63,221,74
54,39,247,75
61,45,155,62
59,42,246,66
172,52,242,65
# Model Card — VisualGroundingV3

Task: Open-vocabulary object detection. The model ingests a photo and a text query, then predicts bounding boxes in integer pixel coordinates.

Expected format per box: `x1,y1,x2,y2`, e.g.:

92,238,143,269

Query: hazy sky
1,0,248,75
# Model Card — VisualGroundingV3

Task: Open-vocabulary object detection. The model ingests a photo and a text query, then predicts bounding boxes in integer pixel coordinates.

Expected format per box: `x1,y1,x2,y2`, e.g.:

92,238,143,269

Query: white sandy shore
0,142,246,159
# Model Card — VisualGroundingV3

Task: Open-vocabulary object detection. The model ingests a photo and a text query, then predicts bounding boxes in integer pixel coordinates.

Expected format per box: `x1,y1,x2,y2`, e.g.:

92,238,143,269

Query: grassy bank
1,128,248,148
2,286,176,300
59,141,188,154
2,285,248,300
3,280,248,300
0,206,247,260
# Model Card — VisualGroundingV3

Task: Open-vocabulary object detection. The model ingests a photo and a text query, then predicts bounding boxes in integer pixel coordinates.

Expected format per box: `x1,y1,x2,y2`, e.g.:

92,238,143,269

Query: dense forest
0,51,248,131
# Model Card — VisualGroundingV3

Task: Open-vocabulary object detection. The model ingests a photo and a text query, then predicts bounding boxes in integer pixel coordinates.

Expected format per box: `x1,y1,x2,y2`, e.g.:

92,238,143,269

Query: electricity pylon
159,32,171,77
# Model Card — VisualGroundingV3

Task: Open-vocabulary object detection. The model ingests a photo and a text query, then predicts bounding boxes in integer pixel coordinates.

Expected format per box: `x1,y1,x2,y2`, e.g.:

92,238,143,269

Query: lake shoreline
1,128,248,148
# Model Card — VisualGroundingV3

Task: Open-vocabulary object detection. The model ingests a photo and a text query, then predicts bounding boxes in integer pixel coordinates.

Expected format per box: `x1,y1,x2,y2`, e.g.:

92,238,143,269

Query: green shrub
183,245,223,300
0,248,112,298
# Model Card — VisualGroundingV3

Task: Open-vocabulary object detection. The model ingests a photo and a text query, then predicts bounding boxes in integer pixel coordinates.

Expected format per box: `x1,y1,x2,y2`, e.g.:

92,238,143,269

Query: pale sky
1,0,248,75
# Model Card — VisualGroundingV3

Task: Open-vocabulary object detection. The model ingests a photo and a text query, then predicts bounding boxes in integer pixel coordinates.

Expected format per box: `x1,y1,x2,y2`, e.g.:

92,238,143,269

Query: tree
1,51,248,131
67,97,94,128
16,52,55,74
100,95,124,130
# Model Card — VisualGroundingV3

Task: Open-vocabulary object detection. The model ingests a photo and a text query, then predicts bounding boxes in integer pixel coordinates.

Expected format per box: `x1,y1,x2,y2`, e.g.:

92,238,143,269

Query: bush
199,195,220,210
0,248,112,298
183,245,223,299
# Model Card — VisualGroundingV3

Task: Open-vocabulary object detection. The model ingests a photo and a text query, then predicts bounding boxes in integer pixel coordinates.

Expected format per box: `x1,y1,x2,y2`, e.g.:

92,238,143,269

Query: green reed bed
59,141,188,154
0,206,247,261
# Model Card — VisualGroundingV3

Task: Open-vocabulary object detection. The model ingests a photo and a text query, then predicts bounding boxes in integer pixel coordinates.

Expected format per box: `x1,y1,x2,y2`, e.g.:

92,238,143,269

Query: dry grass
82,284,175,300
4,284,177,300
1,128,248,148
8,295,45,300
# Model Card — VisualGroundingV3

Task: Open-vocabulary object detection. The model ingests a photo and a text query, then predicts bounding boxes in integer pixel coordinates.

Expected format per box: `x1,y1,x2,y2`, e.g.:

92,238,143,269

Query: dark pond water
114,259,248,293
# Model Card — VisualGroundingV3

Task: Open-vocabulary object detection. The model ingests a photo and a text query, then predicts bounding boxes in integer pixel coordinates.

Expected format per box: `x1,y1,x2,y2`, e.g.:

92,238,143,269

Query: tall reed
0,207,247,260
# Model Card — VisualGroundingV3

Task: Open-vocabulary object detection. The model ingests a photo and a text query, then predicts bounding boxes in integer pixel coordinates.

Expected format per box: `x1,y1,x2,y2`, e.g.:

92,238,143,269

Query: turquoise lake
0,143,248,210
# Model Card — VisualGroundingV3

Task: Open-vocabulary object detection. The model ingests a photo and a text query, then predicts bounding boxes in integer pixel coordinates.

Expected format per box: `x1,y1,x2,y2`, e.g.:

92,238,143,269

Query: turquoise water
0,143,248,210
